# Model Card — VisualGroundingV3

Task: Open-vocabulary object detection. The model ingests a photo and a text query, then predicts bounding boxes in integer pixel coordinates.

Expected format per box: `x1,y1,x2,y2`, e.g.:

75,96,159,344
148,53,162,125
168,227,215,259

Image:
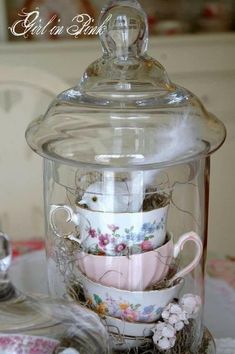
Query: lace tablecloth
216,338,235,353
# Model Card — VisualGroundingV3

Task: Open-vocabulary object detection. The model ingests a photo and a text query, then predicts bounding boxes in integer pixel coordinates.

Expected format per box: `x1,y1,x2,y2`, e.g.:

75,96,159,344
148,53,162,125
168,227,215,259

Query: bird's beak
78,199,87,206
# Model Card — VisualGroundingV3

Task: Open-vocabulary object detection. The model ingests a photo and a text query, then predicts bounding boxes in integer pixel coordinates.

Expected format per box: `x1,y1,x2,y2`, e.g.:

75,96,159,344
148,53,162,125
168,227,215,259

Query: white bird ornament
79,179,144,213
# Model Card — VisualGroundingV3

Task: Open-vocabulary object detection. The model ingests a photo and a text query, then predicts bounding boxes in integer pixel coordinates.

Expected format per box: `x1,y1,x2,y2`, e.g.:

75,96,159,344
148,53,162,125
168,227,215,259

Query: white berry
180,294,201,319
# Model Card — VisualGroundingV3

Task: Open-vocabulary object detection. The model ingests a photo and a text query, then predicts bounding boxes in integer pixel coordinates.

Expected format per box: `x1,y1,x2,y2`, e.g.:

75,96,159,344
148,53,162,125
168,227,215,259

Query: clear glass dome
26,1,225,353
26,0,225,170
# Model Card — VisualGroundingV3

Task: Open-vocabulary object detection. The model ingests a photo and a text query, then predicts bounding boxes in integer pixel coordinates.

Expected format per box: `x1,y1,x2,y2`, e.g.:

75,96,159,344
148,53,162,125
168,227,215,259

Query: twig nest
77,178,170,213
179,294,202,319
152,322,176,350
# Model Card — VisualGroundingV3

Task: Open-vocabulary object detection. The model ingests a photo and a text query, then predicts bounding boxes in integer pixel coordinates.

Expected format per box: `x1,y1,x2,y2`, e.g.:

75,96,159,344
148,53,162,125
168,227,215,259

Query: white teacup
49,203,169,256
78,270,184,323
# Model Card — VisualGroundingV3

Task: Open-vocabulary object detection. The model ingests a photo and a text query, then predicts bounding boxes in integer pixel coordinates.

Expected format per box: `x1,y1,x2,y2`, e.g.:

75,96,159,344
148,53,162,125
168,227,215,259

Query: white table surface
9,250,235,347
216,339,235,353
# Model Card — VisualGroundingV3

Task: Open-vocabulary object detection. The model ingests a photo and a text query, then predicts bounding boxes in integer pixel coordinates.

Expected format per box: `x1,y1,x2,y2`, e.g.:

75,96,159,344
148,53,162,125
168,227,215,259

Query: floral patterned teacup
78,269,184,323
49,203,169,255
77,232,203,291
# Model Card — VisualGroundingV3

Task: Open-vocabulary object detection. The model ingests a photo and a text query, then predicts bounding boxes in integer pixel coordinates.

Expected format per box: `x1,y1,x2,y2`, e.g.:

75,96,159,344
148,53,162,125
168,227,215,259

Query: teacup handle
49,204,80,242
171,231,203,282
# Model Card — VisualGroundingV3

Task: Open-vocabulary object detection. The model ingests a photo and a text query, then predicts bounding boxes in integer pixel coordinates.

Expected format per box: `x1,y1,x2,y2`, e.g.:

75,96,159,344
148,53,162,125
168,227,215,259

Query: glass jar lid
26,0,226,170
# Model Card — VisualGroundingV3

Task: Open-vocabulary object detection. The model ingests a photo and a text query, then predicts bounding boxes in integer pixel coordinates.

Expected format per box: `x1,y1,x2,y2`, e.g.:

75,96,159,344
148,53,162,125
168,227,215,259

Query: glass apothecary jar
26,1,226,352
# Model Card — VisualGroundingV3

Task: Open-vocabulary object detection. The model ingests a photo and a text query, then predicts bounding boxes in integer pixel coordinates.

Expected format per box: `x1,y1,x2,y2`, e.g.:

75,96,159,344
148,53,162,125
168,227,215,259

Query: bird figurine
78,178,144,213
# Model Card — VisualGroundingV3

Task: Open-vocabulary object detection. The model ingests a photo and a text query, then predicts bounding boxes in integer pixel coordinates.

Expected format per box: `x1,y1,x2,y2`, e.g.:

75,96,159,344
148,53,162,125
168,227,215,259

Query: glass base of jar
199,328,216,354
111,327,215,353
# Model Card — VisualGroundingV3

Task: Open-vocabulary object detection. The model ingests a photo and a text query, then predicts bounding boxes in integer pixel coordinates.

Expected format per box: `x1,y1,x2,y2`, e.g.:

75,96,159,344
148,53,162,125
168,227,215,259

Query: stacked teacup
49,184,202,350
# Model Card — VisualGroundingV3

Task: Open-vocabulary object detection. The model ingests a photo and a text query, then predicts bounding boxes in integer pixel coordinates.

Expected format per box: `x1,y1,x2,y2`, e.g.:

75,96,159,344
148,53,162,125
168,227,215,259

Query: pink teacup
77,231,203,291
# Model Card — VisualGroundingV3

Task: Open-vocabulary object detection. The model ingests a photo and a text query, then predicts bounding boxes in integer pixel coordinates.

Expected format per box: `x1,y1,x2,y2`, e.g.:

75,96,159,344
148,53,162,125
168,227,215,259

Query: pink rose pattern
85,218,165,255
0,335,59,354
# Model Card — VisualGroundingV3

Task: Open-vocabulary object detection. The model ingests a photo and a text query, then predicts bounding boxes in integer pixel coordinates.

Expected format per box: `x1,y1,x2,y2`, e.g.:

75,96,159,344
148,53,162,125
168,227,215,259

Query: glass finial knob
99,0,148,60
